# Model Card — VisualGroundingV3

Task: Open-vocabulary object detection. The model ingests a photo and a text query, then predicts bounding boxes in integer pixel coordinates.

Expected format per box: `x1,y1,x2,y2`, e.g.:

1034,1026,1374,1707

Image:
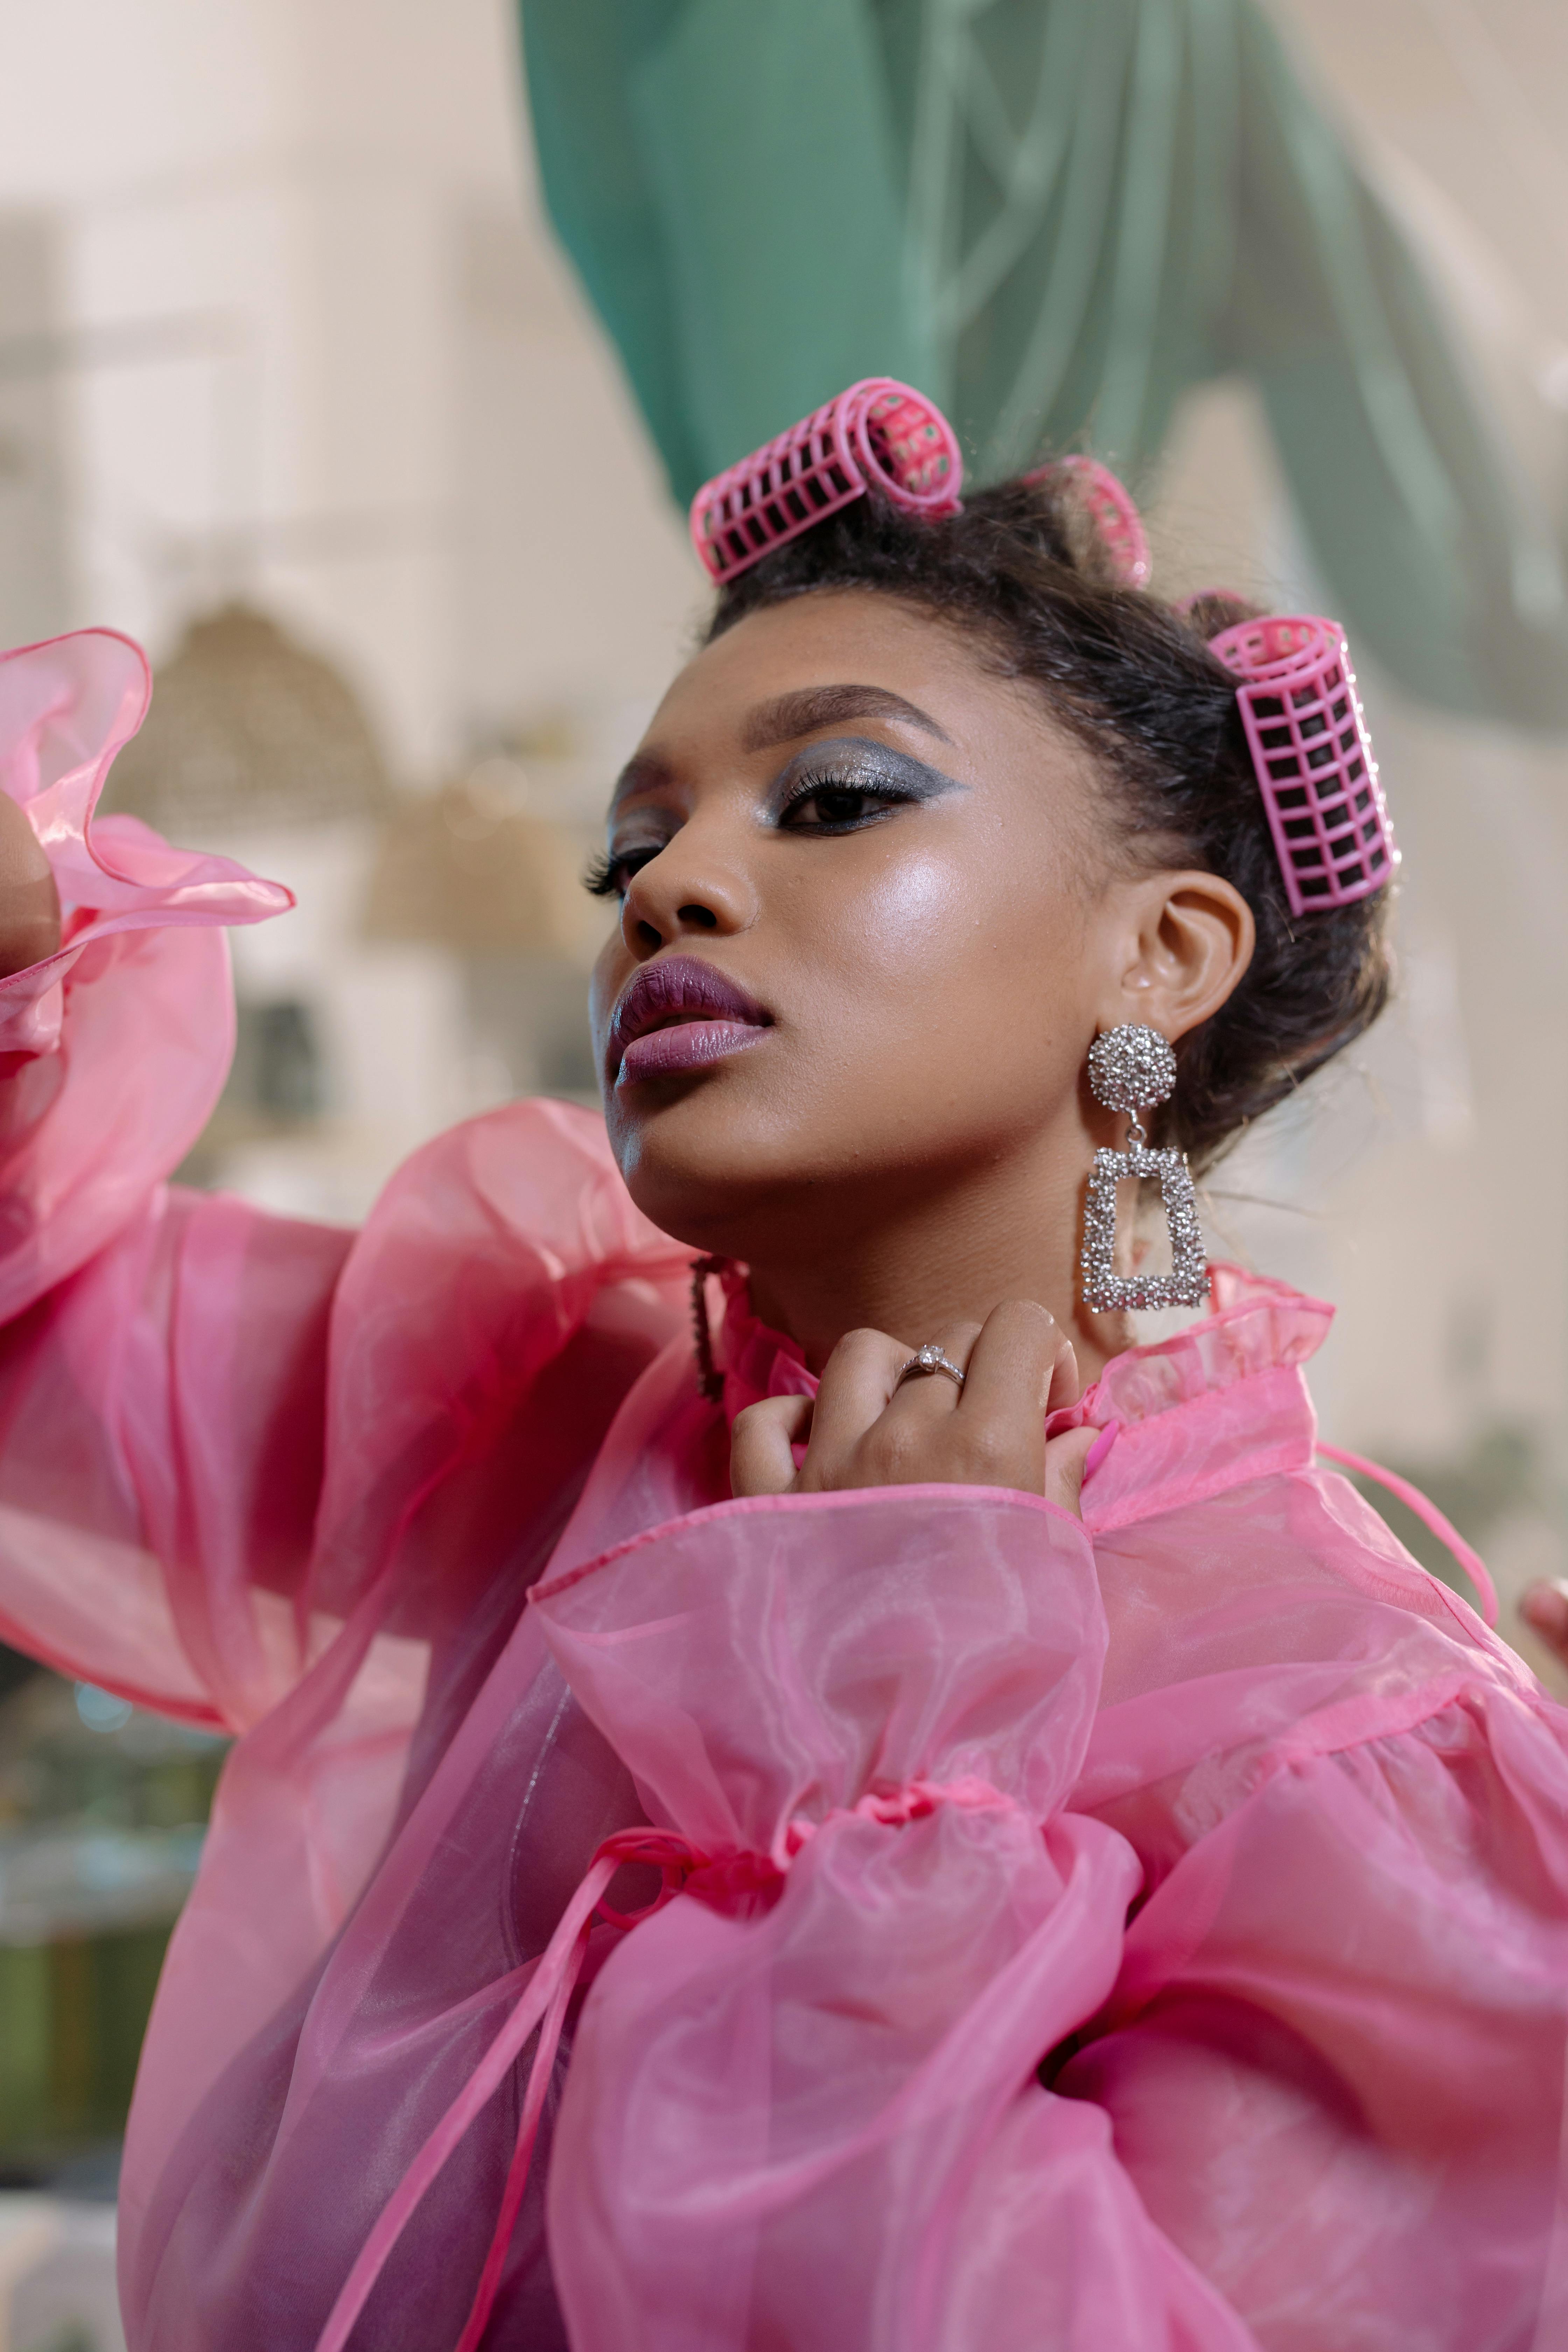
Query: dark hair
706,471,1393,1174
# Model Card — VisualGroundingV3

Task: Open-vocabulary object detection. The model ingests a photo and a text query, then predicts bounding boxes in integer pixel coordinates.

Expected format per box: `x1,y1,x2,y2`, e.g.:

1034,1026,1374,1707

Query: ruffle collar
708,1259,1331,1528
712,1260,1329,1428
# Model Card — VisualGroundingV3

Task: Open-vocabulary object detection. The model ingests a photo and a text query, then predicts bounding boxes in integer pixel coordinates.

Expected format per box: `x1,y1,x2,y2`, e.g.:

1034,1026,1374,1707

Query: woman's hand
730,1298,1096,1518
0,790,59,976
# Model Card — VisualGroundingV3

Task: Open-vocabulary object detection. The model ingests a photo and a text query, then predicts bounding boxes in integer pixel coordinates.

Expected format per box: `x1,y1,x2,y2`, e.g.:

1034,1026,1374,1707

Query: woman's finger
1043,1423,1096,1521
942,1301,1056,1491
880,1320,982,1427
730,1394,813,1497
0,791,59,978
799,1327,909,1485
957,1299,1075,1426
1045,1326,1082,1417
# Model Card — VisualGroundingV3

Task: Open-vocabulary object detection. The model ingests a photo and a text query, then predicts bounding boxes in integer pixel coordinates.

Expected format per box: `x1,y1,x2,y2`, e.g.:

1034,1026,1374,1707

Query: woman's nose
620,829,756,957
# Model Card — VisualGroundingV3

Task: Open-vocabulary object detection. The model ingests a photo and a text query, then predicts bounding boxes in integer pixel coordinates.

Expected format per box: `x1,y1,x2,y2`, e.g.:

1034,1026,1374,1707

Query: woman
0,382,1561,2352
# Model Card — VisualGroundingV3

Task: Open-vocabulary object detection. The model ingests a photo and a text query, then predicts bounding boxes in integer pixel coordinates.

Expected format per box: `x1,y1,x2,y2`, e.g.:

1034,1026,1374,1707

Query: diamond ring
894,1342,967,1393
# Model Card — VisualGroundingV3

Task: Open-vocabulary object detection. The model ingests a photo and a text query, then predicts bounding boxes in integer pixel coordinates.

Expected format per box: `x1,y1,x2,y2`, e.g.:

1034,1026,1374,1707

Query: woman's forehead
635,594,1049,773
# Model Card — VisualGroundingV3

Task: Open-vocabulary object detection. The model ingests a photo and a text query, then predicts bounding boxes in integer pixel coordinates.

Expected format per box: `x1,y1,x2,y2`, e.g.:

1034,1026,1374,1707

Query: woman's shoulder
349,1095,679,1277
331,1093,692,1387
1077,1262,1510,1673
1079,1429,1559,1881
321,1095,695,1406
1071,1260,1557,1832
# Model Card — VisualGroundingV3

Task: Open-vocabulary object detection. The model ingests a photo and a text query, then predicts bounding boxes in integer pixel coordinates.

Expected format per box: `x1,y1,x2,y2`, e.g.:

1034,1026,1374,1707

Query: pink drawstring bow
312,1778,1019,2352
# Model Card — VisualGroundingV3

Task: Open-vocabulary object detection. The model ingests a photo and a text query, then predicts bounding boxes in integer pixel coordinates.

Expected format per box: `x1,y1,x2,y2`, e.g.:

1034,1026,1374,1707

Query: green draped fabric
520,0,1568,726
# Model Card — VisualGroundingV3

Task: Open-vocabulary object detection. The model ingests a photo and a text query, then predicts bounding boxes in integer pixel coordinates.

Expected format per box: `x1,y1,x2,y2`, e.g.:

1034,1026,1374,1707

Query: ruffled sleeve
1060,1671,1568,2348
0,631,694,1749
0,630,290,1318
0,629,288,1057
531,1486,1258,2351
0,630,324,1716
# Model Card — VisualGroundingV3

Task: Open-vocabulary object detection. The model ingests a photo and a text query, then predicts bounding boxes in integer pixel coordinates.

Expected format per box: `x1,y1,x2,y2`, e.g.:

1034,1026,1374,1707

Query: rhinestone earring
1079,1024,1209,1312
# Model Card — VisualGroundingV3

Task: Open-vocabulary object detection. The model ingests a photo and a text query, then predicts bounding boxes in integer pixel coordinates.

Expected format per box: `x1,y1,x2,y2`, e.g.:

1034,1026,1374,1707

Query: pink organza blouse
1,632,1566,2352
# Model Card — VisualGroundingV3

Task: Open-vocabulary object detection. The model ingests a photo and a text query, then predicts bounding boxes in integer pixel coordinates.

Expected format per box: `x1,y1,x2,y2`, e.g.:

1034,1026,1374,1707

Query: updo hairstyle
705,469,1393,1175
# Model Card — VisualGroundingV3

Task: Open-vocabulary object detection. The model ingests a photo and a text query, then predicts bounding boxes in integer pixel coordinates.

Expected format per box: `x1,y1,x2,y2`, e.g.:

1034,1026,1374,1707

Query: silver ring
895,1342,966,1393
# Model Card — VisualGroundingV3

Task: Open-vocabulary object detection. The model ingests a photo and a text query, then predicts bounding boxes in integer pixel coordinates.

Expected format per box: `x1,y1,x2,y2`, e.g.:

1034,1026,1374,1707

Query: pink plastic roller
1021,452,1151,588
1208,614,1397,917
690,378,963,586
1051,455,1153,589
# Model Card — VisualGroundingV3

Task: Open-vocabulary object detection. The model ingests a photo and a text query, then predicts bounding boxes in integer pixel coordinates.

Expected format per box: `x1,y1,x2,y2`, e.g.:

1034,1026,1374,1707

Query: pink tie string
771,1772,1020,1869
1316,1442,1498,1627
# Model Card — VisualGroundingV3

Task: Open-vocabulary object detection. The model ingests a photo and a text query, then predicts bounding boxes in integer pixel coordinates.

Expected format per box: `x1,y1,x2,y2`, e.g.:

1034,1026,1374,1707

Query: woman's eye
781,782,898,831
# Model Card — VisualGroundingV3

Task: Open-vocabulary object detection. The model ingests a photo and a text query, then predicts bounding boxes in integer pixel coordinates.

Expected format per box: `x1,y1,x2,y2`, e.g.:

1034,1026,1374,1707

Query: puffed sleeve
1057,1675,1568,2350
0,633,695,1749
0,628,345,1726
530,1486,1261,2352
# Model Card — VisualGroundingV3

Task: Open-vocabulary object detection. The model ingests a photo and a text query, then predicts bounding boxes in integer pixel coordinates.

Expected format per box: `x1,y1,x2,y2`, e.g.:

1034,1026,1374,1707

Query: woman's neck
741,1146,1130,1380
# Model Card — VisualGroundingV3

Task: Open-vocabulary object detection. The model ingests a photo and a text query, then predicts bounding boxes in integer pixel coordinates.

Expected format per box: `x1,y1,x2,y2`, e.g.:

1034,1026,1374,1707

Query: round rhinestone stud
1086,1024,1177,1115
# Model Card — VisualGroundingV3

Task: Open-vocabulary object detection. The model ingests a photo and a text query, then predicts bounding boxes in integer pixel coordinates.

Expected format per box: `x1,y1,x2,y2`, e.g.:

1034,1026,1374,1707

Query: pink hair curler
690,378,962,586
1029,455,1152,589
1208,614,1397,917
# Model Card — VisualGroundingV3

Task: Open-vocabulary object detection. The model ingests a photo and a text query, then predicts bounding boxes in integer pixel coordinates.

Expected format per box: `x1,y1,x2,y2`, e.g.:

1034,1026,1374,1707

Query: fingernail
1083,1419,1121,1484
1521,1581,1568,1635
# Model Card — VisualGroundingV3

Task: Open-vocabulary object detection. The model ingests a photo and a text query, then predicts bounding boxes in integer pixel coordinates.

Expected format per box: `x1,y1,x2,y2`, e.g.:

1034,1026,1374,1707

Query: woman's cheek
782,855,1003,1117
815,850,969,986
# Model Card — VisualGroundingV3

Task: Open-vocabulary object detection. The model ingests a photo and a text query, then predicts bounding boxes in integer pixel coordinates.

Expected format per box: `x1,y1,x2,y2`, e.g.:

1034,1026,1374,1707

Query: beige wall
0,0,695,766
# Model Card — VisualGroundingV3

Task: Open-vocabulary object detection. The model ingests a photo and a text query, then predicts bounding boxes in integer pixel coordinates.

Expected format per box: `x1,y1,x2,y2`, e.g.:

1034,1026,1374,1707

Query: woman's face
589,591,1153,1260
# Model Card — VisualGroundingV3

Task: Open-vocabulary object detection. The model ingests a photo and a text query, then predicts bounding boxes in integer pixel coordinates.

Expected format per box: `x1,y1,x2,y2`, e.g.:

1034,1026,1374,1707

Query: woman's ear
1101,868,1255,1041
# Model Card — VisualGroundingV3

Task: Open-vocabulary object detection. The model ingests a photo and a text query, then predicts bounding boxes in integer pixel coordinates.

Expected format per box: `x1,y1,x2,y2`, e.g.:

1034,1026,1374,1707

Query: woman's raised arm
0,776,62,975
0,629,344,1730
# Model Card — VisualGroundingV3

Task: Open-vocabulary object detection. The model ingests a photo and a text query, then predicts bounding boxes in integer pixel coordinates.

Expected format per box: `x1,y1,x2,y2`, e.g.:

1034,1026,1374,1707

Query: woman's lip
607,953,772,1083
617,1018,769,1084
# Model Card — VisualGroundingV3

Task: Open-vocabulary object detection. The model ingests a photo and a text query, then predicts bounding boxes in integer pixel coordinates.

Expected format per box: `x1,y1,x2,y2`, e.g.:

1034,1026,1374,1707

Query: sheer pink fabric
0,631,1566,2350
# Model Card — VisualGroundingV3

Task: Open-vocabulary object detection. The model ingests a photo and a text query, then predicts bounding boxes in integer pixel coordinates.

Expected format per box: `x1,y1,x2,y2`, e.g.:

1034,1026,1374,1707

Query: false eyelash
779,770,914,827
584,846,660,898
779,766,854,811
781,761,886,807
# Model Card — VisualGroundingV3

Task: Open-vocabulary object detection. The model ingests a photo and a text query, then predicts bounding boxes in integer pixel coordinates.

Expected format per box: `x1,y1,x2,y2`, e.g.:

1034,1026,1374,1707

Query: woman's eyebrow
740,685,953,752
608,685,952,810
608,749,673,811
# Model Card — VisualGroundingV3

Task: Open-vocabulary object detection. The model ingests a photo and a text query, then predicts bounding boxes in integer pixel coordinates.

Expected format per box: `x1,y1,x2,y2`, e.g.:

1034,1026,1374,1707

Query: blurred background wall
0,0,705,1235
0,1,1564,2334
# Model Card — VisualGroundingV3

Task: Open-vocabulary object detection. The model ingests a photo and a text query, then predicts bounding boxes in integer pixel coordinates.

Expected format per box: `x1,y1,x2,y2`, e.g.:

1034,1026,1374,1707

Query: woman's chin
609,1058,784,1168
608,1106,830,1257
614,1145,791,1253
